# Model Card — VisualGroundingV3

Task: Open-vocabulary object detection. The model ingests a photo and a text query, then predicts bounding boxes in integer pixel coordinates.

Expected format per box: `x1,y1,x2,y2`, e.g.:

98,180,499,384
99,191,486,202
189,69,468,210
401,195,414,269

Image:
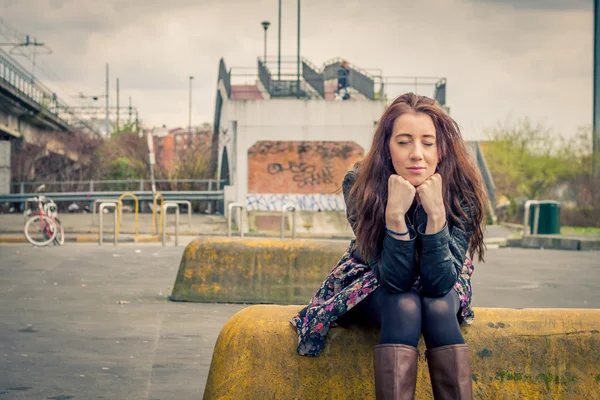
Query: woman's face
388,112,439,187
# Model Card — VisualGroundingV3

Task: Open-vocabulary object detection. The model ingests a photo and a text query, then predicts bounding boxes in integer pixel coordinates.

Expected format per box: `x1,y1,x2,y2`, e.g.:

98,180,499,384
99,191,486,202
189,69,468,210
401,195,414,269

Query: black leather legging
336,287,465,349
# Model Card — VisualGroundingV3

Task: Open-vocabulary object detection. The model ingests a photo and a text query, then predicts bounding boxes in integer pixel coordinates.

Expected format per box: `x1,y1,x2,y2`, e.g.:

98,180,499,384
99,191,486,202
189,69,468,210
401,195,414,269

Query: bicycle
23,185,64,247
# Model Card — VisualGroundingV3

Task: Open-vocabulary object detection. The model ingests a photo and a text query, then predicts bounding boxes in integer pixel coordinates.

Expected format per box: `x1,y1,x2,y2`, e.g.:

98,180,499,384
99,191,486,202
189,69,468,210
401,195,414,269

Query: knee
421,294,455,320
384,290,421,318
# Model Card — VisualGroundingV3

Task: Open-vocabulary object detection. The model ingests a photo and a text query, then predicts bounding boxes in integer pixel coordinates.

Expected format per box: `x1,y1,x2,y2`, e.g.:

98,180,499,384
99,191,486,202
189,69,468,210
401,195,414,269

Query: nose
409,144,424,161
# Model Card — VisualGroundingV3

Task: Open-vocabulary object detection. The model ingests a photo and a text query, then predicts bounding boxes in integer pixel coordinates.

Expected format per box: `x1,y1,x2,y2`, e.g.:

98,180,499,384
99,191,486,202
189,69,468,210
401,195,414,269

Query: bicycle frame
33,195,58,239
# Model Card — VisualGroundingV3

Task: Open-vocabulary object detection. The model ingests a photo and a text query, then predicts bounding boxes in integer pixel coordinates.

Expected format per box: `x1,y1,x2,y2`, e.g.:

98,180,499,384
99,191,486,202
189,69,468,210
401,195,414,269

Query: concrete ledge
203,305,600,400
171,238,349,304
508,235,600,251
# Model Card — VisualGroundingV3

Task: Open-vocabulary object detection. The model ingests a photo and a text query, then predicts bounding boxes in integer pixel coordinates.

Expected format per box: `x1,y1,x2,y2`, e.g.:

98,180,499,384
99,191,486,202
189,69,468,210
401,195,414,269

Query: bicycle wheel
24,215,57,247
53,217,65,246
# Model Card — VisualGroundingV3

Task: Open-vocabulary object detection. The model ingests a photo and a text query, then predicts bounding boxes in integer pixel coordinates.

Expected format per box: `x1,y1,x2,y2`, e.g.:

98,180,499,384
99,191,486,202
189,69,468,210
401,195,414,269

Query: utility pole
105,64,109,137
296,0,301,98
0,35,51,85
278,0,282,80
188,76,194,135
116,78,120,132
594,0,600,177
129,96,132,124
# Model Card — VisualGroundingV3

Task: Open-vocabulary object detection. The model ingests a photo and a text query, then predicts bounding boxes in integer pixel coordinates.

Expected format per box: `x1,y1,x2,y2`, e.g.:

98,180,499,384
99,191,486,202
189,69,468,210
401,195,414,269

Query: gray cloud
1,0,594,139
468,0,592,11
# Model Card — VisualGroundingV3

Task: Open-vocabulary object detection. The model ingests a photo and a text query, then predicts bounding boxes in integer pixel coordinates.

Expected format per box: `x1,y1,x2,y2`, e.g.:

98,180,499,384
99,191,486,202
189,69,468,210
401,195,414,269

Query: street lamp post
594,0,600,177
261,21,271,64
296,0,301,98
278,0,282,79
188,76,194,135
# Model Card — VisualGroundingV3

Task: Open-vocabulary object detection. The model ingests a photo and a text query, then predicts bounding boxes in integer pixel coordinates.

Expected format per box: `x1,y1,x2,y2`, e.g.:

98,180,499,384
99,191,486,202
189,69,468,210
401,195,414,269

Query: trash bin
529,201,561,234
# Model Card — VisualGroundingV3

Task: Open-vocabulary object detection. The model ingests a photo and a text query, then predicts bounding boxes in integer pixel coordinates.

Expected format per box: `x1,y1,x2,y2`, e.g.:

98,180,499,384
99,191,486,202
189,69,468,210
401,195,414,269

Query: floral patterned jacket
342,168,473,298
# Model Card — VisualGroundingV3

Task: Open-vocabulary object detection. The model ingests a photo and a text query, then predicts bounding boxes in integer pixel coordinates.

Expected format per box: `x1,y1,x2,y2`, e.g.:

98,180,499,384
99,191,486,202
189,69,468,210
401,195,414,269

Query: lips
407,167,425,170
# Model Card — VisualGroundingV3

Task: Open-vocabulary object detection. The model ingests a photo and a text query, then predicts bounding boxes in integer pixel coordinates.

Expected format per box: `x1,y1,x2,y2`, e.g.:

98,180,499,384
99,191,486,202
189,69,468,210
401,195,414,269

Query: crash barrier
280,201,297,239
227,203,245,238
203,305,600,400
162,202,179,247
92,198,123,225
170,238,348,303
116,192,139,237
98,202,118,246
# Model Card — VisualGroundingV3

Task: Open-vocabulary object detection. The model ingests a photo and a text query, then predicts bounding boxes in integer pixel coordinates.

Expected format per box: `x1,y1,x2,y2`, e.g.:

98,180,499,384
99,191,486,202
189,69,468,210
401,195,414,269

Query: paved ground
1,242,597,399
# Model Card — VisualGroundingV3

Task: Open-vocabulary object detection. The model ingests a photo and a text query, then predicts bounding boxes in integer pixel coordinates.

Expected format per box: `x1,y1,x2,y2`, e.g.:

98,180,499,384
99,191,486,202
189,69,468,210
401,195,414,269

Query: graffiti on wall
246,193,346,211
248,141,364,194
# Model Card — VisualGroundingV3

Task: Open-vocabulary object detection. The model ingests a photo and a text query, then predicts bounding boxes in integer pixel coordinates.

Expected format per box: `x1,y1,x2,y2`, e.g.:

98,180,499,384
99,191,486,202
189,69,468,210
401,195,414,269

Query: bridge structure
0,47,108,195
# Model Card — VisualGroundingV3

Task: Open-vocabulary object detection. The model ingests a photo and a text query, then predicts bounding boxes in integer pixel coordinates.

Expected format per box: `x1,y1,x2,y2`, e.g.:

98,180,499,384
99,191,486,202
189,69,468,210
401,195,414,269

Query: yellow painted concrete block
171,238,349,304
203,306,600,400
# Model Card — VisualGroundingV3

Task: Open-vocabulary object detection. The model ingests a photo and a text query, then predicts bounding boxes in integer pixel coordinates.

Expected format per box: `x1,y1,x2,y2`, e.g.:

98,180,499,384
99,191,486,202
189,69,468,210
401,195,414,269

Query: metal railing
257,59,272,97
378,76,446,103
219,58,231,98
322,59,376,100
0,49,99,136
162,202,180,246
469,142,496,208
0,191,224,204
223,57,450,105
12,179,223,194
302,60,325,98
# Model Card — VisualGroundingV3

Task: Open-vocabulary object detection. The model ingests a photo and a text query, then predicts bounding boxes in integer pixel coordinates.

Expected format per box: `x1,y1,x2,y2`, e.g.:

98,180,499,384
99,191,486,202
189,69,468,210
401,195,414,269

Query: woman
290,93,487,399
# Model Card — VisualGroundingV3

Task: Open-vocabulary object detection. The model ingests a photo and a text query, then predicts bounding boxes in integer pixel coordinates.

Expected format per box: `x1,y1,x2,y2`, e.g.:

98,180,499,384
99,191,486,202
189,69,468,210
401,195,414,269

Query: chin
408,178,426,187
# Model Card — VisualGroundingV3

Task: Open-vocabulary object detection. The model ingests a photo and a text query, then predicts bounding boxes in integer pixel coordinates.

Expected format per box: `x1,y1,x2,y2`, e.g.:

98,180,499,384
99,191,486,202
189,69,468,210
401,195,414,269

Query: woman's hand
386,174,416,222
416,173,446,233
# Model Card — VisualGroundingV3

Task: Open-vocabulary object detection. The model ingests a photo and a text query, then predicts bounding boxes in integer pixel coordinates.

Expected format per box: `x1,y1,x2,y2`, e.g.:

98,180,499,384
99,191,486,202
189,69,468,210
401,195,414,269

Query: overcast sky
1,0,594,140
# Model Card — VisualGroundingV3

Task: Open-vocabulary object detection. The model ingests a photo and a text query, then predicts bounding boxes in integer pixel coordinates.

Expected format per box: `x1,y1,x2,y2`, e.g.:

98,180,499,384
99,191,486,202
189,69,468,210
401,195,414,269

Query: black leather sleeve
342,168,417,291
369,229,418,293
417,218,471,298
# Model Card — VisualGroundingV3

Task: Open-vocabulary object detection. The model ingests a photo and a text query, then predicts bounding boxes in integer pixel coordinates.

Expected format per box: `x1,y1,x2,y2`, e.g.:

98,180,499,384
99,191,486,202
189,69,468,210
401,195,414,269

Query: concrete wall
0,140,10,194
218,98,385,213
0,108,21,139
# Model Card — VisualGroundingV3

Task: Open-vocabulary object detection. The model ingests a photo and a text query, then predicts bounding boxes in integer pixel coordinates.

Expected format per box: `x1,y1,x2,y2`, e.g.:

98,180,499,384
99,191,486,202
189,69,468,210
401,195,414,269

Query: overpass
0,48,100,194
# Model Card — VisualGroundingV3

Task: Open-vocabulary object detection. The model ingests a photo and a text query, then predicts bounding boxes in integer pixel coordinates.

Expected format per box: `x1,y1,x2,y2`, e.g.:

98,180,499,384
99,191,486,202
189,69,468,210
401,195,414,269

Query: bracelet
385,225,410,236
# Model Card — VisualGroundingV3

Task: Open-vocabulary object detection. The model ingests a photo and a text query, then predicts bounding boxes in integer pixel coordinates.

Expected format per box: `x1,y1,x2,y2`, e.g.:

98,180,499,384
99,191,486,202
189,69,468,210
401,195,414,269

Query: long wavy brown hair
349,93,487,262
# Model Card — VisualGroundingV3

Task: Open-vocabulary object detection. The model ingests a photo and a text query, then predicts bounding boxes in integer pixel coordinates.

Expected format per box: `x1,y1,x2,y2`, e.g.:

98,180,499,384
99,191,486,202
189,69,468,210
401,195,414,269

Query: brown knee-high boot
425,344,472,400
373,344,419,400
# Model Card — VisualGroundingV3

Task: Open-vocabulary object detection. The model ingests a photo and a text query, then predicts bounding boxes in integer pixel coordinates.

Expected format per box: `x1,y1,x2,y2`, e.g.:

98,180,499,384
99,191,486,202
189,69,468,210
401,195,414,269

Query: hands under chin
416,173,446,234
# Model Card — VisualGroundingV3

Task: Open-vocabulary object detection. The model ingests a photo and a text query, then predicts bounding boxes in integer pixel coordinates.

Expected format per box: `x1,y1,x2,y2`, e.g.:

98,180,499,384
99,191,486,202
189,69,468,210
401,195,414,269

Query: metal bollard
93,199,122,226
169,200,192,228
162,202,180,246
280,202,297,239
98,202,118,246
227,202,245,238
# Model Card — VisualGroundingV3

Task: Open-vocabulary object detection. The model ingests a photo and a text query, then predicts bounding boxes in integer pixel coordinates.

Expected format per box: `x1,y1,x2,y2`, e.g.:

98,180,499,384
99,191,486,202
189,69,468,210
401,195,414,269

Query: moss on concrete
171,238,349,304
203,306,600,399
